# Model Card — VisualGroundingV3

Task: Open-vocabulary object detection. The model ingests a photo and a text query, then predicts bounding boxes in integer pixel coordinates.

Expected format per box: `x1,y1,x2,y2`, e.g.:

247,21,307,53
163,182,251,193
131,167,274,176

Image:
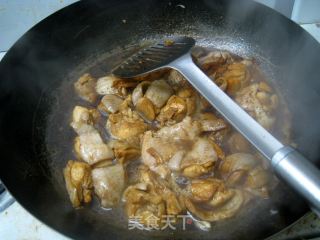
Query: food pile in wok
63,46,291,229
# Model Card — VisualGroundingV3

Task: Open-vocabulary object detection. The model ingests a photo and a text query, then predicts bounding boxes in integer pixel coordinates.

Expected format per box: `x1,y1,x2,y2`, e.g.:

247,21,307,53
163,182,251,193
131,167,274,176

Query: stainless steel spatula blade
112,36,320,214
112,36,195,78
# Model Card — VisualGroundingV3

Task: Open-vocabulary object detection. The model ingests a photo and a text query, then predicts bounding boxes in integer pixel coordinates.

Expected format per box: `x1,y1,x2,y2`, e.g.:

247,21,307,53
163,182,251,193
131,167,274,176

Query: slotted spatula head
112,36,195,78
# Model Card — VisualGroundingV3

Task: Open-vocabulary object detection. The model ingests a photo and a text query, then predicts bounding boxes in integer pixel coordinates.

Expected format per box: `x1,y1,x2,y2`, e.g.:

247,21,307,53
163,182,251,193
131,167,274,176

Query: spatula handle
169,53,320,214
272,146,320,215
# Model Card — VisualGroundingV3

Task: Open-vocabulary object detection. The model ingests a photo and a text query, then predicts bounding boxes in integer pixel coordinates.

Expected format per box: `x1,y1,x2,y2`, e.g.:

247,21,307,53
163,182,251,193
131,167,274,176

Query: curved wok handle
169,53,320,215
0,181,15,212
272,147,320,215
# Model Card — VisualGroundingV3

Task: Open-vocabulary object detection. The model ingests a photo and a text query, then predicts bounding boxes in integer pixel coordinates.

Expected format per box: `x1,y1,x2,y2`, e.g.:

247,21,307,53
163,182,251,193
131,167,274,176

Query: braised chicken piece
106,106,148,146
132,79,173,109
245,166,271,197
141,131,178,178
195,49,232,72
123,166,183,227
189,179,239,207
156,116,201,139
201,113,230,147
92,164,125,208
141,117,218,179
71,106,114,166
74,129,114,167
218,62,250,96
176,86,213,117
64,46,291,230
123,183,165,227
220,153,258,184
142,117,214,177
98,94,124,114
63,160,93,208
235,83,278,130
131,79,175,122
144,79,173,109
169,177,245,222
220,153,271,197
96,75,127,96
180,138,217,178
142,114,226,176
177,87,198,115
74,73,98,103
189,179,223,202
70,105,100,132
131,81,158,121
156,88,200,126
132,81,151,106
135,97,156,122
197,112,227,132
156,95,187,125
227,132,252,153
108,140,140,164
167,70,188,90
184,189,245,221
139,166,184,215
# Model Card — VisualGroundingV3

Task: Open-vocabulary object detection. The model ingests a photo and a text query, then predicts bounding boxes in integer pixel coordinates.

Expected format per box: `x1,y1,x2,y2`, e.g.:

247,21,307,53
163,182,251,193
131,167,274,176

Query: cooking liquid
43,45,293,235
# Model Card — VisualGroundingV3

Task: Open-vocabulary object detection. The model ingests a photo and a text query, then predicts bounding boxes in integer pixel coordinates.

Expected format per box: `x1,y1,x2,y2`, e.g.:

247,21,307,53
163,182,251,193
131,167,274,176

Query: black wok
0,0,320,239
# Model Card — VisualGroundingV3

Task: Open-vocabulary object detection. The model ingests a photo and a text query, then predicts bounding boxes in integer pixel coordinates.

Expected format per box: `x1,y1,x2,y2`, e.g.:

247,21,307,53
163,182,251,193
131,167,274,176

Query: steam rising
2,0,318,239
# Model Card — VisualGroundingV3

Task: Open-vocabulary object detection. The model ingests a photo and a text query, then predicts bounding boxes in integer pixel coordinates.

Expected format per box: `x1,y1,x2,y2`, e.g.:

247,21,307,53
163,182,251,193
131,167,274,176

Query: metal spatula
112,36,320,214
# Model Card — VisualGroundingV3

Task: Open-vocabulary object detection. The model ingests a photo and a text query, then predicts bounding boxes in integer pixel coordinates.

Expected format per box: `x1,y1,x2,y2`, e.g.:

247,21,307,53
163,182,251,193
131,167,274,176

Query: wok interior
0,0,320,239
